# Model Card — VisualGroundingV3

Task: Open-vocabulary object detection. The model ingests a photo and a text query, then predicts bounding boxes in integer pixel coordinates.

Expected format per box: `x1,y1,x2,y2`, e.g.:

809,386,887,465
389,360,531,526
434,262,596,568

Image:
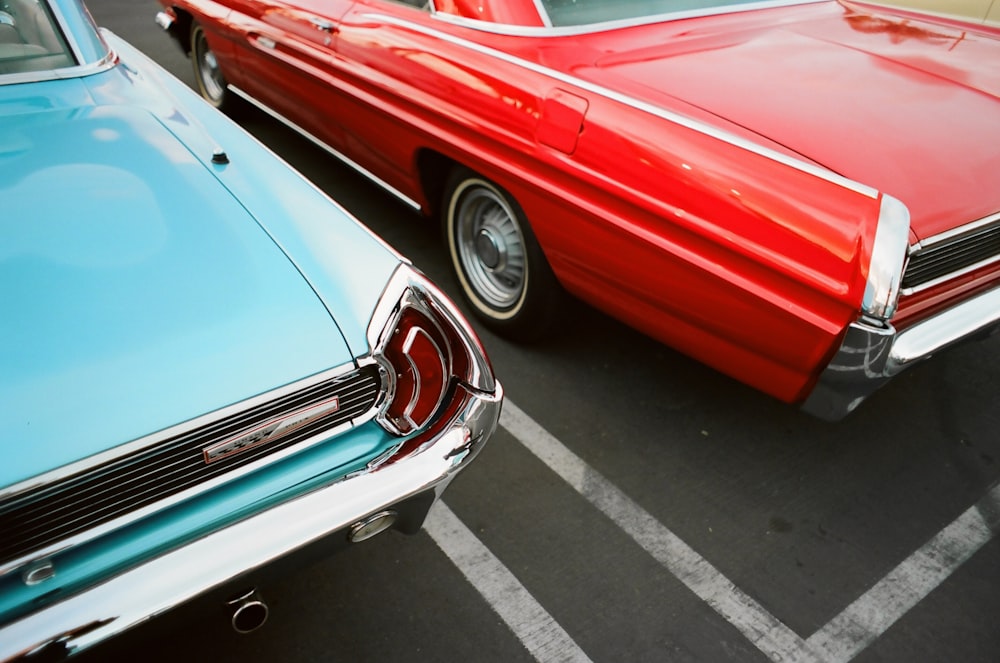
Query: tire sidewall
443,168,563,341
190,24,226,109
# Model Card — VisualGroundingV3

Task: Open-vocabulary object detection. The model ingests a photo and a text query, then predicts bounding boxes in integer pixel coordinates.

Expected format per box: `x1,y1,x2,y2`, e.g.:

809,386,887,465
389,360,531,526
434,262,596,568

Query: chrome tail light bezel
368,264,495,437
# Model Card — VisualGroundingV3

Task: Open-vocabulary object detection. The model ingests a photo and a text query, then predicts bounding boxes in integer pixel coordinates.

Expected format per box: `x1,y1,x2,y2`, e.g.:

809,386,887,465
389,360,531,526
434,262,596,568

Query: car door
226,0,353,148
331,0,543,204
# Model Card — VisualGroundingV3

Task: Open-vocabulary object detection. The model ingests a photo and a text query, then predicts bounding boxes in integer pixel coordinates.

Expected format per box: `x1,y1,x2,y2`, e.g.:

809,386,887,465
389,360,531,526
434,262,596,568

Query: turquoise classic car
0,0,502,658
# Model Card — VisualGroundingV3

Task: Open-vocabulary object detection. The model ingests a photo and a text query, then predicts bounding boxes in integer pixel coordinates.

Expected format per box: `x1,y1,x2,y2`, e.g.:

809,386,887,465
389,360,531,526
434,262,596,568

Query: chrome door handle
250,34,276,49
308,17,337,32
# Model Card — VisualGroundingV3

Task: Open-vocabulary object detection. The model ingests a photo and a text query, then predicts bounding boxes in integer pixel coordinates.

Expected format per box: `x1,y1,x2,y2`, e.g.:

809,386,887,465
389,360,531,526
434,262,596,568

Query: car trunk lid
578,2,1000,241
0,102,354,487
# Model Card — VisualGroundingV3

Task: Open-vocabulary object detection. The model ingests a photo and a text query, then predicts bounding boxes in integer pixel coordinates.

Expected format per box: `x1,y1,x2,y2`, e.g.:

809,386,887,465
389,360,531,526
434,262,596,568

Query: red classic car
156,0,1000,420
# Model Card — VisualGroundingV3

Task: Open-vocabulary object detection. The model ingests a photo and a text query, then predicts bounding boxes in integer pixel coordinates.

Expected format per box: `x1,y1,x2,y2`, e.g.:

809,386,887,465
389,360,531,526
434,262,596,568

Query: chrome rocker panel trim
0,382,502,661
803,284,1000,420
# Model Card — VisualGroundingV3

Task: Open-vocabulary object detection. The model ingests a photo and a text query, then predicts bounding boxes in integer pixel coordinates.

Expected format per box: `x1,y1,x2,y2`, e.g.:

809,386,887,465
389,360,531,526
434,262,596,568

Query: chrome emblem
23,559,56,586
203,397,340,464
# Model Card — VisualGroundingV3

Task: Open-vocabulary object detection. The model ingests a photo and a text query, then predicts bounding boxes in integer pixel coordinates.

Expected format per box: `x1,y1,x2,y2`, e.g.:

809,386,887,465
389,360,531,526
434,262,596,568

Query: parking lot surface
83,3,1000,660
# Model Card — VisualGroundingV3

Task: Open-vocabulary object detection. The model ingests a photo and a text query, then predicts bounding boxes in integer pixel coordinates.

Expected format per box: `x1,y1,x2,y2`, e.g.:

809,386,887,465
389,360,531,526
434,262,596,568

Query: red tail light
370,266,495,437
381,307,449,435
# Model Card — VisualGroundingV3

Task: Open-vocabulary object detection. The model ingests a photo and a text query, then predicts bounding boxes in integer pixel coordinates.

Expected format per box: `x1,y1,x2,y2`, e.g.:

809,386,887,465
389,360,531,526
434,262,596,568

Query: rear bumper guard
803,285,1000,420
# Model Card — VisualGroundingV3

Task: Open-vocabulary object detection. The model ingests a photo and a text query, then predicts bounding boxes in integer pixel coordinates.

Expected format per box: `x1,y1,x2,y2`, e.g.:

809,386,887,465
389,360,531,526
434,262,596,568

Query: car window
540,0,777,26
0,0,74,75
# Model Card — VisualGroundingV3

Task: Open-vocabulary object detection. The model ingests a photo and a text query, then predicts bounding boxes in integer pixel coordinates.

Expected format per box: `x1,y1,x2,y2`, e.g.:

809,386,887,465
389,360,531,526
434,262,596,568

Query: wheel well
415,149,459,220
166,6,194,54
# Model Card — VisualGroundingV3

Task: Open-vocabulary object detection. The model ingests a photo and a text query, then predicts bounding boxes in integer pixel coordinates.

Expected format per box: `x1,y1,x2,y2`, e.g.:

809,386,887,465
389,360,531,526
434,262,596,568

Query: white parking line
424,501,595,663
500,401,824,663
498,400,999,663
807,483,1000,662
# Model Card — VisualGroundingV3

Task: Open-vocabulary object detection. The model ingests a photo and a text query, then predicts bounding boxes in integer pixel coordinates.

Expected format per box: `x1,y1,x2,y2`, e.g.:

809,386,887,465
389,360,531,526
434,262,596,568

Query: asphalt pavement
80,2,1000,661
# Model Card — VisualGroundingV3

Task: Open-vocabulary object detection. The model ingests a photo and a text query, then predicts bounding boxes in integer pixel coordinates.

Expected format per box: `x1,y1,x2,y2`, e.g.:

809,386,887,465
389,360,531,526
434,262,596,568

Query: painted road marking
807,483,1000,662
424,501,594,663
500,401,823,662
499,400,999,663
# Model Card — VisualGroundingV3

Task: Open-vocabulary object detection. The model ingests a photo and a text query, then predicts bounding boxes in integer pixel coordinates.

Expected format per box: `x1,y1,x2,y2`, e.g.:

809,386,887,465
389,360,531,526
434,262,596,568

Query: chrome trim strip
901,254,1000,296
0,381,502,662
803,283,1000,420
0,365,382,578
373,13,878,199
228,86,423,211
862,194,910,320
901,210,1000,295
0,362,361,503
911,210,1000,250
436,0,826,36
45,0,88,65
530,0,553,28
0,1,118,85
0,51,115,86
0,411,373,579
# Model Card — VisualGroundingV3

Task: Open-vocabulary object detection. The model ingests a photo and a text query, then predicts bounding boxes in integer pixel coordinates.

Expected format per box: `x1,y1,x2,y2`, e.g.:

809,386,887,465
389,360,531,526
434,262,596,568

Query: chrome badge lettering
202,397,340,464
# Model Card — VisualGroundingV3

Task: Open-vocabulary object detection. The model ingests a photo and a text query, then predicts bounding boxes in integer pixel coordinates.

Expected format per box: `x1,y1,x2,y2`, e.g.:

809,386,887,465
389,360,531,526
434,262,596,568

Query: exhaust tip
348,510,398,543
227,589,268,634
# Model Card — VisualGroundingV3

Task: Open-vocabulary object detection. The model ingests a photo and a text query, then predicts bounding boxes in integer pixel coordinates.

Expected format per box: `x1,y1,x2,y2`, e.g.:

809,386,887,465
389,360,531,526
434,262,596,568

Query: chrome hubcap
455,184,526,311
475,227,503,270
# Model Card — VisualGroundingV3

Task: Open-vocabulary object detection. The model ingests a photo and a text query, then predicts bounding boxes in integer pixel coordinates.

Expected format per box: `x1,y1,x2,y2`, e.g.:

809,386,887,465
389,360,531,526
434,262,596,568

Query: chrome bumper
154,10,174,32
803,284,1000,420
0,382,502,662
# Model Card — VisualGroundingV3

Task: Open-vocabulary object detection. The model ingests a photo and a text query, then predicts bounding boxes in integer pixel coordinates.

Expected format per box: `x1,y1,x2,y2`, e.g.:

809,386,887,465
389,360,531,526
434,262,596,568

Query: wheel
190,23,230,110
443,168,563,341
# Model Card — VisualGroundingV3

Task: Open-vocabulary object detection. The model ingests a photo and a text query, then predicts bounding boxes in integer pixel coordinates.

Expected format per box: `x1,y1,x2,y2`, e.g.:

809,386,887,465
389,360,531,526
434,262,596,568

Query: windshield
0,0,74,75
540,0,775,27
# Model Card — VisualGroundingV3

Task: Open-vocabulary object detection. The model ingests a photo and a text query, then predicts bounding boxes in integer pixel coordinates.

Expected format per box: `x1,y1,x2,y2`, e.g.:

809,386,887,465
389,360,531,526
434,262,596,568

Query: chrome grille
0,365,381,569
903,214,1000,291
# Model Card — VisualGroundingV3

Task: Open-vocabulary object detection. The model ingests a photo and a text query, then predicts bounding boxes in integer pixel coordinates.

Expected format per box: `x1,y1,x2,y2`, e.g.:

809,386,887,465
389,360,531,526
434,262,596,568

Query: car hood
577,2,1000,239
0,92,356,487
